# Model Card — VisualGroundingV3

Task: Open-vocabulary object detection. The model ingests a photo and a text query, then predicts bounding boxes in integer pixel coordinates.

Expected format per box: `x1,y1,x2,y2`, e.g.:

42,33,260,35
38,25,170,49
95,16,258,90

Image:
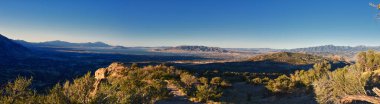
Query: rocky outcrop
91,62,129,96
94,62,127,80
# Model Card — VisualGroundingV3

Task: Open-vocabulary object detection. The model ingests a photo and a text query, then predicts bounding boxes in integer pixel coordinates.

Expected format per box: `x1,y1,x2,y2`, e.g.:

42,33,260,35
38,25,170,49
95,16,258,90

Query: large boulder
92,62,129,96
94,62,128,81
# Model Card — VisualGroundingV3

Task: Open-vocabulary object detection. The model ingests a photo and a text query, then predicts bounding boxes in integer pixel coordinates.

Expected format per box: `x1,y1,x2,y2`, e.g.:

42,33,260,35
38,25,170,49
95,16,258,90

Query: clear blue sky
0,0,379,49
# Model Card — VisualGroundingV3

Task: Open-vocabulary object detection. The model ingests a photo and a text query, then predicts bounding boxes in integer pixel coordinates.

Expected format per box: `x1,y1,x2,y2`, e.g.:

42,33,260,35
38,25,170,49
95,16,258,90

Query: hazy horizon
5,33,380,50
1,0,380,49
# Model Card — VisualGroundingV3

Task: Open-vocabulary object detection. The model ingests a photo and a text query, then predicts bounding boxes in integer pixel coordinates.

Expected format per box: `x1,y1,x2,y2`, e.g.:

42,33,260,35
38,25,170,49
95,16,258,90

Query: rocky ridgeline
91,62,194,103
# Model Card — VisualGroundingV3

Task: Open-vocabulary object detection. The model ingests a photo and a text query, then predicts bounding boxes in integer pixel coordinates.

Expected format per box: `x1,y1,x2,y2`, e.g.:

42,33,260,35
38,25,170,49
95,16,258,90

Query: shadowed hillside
174,52,348,73
0,34,31,59
13,40,129,49
249,52,328,65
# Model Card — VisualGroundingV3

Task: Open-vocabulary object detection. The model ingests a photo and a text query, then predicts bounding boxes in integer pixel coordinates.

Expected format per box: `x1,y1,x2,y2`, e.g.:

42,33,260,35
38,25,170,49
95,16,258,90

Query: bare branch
340,95,380,104
373,87,380,97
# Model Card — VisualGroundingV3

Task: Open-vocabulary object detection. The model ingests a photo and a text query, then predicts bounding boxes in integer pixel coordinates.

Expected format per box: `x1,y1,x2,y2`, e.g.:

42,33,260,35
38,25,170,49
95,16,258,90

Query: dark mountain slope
14,40,113,48
0,34,30,58
249,52,327,65
174,52,348,73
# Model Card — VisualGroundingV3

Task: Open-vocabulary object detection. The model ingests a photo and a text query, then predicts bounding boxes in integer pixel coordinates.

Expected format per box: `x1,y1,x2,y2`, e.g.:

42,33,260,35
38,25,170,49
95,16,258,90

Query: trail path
156,81,197,104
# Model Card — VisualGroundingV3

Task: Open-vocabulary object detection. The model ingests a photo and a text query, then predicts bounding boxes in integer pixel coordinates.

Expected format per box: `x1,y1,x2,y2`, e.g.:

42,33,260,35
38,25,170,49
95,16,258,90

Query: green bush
313,66,371,104
62,72,95,103
0,77,37,104
313,50,380,103
199,77,208,85
251,78,263,85
180,72,197,87
356,50,380,71
0,64,178,104
195,84,223,102
210,77,222,86
266,75,297,93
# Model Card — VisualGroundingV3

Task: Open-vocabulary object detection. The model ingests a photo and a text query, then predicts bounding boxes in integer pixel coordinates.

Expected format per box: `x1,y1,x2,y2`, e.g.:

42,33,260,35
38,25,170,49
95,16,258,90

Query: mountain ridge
288,45,380,53
0,34,31,58
14,39,129,49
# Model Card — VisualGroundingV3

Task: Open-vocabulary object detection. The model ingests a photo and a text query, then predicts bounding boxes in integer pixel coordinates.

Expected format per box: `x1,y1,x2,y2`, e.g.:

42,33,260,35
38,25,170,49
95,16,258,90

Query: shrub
0,77,37,104
266,75,297,93
356,50,380,72
210,77,223,86
0,64,176,104
199,77,208,85
312,50,380,103
220,80,232,88
314,66,371,103
262,77,270,84
251,78,263,85
180,72,197,87
62,72,95,104
194,84,223,102
42,84,69,104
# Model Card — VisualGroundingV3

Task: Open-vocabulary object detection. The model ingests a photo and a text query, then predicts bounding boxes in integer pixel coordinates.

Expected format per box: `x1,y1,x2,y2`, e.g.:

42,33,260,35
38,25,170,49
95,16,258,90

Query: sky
0,0,380,49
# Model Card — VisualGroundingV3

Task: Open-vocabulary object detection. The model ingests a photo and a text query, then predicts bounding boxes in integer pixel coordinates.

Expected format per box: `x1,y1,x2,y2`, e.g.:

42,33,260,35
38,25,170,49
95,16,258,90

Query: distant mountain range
288,45,380,53
155,45,380,58
0,34,31,58
228,45,380,54
14,40,128,49
2,33,380,59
